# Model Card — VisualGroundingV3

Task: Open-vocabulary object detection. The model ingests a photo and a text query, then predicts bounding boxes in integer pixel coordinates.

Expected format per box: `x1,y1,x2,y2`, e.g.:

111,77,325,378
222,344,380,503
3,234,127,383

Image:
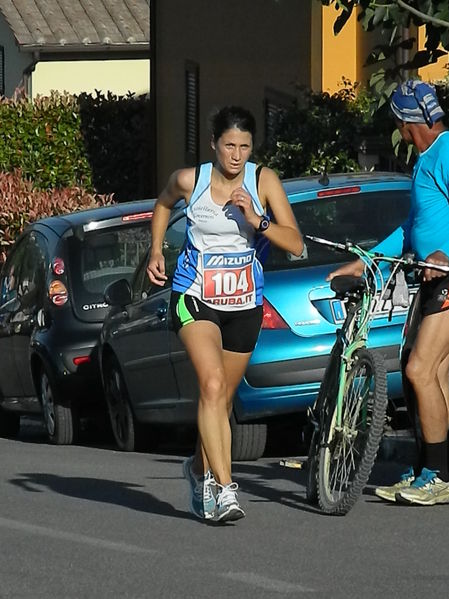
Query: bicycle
304,235,449,515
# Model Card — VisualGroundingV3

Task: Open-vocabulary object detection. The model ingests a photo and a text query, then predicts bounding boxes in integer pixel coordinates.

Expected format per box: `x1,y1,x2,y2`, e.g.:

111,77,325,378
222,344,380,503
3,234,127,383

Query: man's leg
395,310,449,504
405,310,449,448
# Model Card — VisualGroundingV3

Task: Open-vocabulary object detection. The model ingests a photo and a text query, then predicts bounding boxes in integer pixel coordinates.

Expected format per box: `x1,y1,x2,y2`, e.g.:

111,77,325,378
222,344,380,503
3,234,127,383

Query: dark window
264,88,295,144
0,46,4,96
265,190,410,271
185,62,199,165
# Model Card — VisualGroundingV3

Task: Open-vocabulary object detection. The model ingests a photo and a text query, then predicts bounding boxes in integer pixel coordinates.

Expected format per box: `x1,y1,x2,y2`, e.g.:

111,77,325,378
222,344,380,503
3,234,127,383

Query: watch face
260,217,270,231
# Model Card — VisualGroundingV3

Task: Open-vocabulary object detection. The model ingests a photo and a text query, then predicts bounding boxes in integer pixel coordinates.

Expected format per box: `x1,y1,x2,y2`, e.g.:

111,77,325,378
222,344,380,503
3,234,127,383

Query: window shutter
0,46,5,96
185,62,199,165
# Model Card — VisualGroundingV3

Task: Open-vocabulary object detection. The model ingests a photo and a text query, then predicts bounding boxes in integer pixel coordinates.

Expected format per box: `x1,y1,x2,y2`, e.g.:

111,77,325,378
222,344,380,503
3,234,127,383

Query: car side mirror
104,278,132,307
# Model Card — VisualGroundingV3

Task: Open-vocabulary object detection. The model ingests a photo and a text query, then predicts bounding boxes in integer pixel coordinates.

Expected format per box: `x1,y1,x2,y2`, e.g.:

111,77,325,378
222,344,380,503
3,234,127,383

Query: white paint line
219,571,316,593
0,516,156,555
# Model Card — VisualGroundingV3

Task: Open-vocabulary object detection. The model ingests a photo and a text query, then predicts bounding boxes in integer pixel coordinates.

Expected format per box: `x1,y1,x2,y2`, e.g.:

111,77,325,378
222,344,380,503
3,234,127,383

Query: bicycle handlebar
305,234,449,274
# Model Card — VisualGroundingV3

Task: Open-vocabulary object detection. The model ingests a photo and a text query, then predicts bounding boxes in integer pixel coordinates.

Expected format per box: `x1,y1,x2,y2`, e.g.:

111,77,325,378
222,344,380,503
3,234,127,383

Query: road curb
378,428,418,465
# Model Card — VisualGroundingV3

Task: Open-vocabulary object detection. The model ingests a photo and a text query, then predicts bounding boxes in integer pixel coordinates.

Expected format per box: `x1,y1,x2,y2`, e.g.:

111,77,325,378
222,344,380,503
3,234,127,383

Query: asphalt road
1,419,448,599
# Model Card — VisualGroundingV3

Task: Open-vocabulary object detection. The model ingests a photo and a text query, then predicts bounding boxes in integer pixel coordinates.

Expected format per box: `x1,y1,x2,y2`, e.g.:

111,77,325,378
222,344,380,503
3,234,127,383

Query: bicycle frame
307,235,449,431
305,234,449,513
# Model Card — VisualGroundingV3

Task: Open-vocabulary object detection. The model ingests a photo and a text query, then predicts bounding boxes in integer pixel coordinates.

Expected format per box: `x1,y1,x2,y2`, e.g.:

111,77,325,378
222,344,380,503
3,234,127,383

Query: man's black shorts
420,274,449,317
170,291,263,353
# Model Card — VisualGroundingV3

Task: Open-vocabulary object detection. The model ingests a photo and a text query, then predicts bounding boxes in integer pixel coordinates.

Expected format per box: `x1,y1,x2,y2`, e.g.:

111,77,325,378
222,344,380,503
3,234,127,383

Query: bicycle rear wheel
306,338,342,504
317,348,387,515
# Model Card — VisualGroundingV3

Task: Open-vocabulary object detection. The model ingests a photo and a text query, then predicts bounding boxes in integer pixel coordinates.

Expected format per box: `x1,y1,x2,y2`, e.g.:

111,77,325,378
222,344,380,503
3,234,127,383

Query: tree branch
395,0,449,28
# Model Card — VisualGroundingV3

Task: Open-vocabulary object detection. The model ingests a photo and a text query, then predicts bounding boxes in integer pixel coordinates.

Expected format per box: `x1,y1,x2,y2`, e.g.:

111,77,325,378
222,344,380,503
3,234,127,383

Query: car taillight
51,257,65,275
73,356,91,366
48,280,68,306
261,298,289,329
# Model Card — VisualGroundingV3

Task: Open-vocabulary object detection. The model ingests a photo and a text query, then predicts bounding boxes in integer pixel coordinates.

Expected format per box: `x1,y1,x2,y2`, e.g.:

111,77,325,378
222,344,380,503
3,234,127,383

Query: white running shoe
216,482,245,522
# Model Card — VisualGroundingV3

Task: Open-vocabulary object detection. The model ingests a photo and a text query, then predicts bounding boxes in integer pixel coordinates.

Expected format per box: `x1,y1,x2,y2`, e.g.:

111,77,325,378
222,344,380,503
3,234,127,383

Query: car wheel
230,411,267,461
39,368,77,445
0,408,20,439
103,356,145,452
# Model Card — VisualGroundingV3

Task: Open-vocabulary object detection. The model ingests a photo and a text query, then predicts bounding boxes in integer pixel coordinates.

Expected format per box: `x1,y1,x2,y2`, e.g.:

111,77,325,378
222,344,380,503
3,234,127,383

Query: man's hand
326,258,365,282
423,250,449,282
147,252,167,286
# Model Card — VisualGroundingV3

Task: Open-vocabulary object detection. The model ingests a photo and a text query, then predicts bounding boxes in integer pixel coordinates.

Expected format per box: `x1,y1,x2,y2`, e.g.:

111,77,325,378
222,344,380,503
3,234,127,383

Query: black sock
422,440,449,481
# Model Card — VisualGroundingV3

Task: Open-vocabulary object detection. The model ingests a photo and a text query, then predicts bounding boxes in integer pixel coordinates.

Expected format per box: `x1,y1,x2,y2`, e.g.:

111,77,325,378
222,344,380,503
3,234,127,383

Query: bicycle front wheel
317,348,387,515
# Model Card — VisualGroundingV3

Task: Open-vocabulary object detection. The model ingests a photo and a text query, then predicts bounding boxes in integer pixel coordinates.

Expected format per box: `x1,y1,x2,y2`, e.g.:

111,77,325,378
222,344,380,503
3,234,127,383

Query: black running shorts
420,274,449,317
170,291,263,353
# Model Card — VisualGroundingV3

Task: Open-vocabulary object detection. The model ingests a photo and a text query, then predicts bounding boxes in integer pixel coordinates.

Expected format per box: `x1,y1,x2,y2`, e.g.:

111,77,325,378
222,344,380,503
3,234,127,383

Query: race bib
202,250,256,307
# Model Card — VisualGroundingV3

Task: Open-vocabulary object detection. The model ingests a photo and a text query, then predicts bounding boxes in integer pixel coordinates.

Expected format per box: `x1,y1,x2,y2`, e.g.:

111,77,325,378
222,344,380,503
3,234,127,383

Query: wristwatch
257,214,271,232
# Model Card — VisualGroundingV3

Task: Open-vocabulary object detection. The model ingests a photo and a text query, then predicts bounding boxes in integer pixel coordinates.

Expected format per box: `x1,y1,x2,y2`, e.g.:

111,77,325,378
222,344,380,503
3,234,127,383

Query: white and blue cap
390,80,445,126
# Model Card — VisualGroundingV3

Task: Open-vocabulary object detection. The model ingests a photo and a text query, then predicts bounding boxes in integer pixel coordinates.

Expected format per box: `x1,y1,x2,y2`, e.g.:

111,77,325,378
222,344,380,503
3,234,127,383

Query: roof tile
0,0,149,49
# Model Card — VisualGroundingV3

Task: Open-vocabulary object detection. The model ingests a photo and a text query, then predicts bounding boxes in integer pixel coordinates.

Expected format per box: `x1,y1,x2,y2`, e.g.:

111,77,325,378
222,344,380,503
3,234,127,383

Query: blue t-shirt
374,130,449,261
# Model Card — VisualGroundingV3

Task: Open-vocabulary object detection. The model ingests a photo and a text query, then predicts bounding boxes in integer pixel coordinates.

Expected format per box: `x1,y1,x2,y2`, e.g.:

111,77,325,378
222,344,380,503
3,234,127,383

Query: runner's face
212,128,253,176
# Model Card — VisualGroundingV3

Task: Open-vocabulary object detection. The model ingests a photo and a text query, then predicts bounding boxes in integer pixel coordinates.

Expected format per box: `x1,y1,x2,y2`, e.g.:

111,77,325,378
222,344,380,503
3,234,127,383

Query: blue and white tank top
172,162,268,311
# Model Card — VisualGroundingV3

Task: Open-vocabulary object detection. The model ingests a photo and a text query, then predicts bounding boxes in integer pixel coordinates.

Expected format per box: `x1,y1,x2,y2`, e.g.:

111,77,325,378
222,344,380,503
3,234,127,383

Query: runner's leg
179,320,234,485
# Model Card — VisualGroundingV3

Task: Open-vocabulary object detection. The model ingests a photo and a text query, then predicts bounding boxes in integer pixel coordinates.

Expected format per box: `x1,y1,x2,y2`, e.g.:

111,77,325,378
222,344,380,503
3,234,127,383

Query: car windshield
265,189,410,271
67,222,151,322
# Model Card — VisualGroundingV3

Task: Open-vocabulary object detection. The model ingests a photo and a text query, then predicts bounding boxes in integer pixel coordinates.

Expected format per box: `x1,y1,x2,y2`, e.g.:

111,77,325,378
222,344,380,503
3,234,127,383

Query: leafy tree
255,80,395,178
318,1,449,102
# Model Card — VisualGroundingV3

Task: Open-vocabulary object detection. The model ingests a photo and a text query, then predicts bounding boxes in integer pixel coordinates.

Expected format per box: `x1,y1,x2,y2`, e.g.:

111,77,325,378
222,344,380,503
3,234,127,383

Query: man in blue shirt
329,80,449,505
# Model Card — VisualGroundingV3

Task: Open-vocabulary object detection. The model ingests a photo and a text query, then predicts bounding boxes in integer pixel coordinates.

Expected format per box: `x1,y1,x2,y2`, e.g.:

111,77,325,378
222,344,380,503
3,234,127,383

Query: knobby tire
317,348,387,515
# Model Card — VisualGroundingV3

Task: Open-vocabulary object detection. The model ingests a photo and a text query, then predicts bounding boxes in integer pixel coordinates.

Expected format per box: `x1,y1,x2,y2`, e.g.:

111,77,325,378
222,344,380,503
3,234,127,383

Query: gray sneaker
216,482,245,522
374,467,415,502
182,456,216,519
398,468,449,505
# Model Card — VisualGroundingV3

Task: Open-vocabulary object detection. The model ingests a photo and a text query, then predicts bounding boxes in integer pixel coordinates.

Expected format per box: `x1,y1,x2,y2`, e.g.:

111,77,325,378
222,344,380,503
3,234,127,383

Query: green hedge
256,78,449,178
255,81,394,178
0,91,152,201
0,93,92,191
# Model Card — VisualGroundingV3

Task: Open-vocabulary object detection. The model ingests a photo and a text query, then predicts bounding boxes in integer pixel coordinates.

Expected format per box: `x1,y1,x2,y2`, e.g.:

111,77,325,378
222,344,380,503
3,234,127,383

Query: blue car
100,172,412,460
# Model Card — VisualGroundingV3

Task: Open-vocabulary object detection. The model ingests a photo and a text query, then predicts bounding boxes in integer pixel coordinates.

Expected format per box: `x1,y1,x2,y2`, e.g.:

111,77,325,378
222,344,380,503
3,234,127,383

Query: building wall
31,59,150,98
154,0,312,189
0,16,34,96
320,5,393,93
320,6,448,93
417,29,448,82
321,5,357,92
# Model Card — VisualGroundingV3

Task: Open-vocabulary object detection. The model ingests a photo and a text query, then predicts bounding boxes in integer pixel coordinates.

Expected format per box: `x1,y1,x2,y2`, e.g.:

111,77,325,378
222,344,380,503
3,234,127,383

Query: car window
17,232,48,310
0,232,48,311
265,189,410,271
0,238,28,305
131,214,187,301
67,222,151,322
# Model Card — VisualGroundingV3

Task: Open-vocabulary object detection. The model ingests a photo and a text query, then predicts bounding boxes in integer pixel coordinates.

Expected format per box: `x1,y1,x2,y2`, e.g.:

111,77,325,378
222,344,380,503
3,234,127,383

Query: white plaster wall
31,59,150,98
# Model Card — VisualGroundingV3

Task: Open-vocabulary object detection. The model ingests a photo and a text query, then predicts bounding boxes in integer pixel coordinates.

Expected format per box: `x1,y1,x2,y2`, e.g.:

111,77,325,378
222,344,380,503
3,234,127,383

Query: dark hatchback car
100,172,412,460
0,200,153,443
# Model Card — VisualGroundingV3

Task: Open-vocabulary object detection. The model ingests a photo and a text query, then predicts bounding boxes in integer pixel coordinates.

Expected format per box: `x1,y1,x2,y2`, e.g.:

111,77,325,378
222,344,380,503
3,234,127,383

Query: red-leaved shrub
0,170,115,263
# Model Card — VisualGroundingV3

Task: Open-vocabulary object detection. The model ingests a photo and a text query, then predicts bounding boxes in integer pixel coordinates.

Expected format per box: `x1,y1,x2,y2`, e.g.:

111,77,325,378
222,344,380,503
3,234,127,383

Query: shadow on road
8,472,196,522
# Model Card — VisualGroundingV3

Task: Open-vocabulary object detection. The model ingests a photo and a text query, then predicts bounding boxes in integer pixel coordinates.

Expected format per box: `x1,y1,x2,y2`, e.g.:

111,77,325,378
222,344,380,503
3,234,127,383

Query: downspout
22,50,40,98
149,0,158,195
